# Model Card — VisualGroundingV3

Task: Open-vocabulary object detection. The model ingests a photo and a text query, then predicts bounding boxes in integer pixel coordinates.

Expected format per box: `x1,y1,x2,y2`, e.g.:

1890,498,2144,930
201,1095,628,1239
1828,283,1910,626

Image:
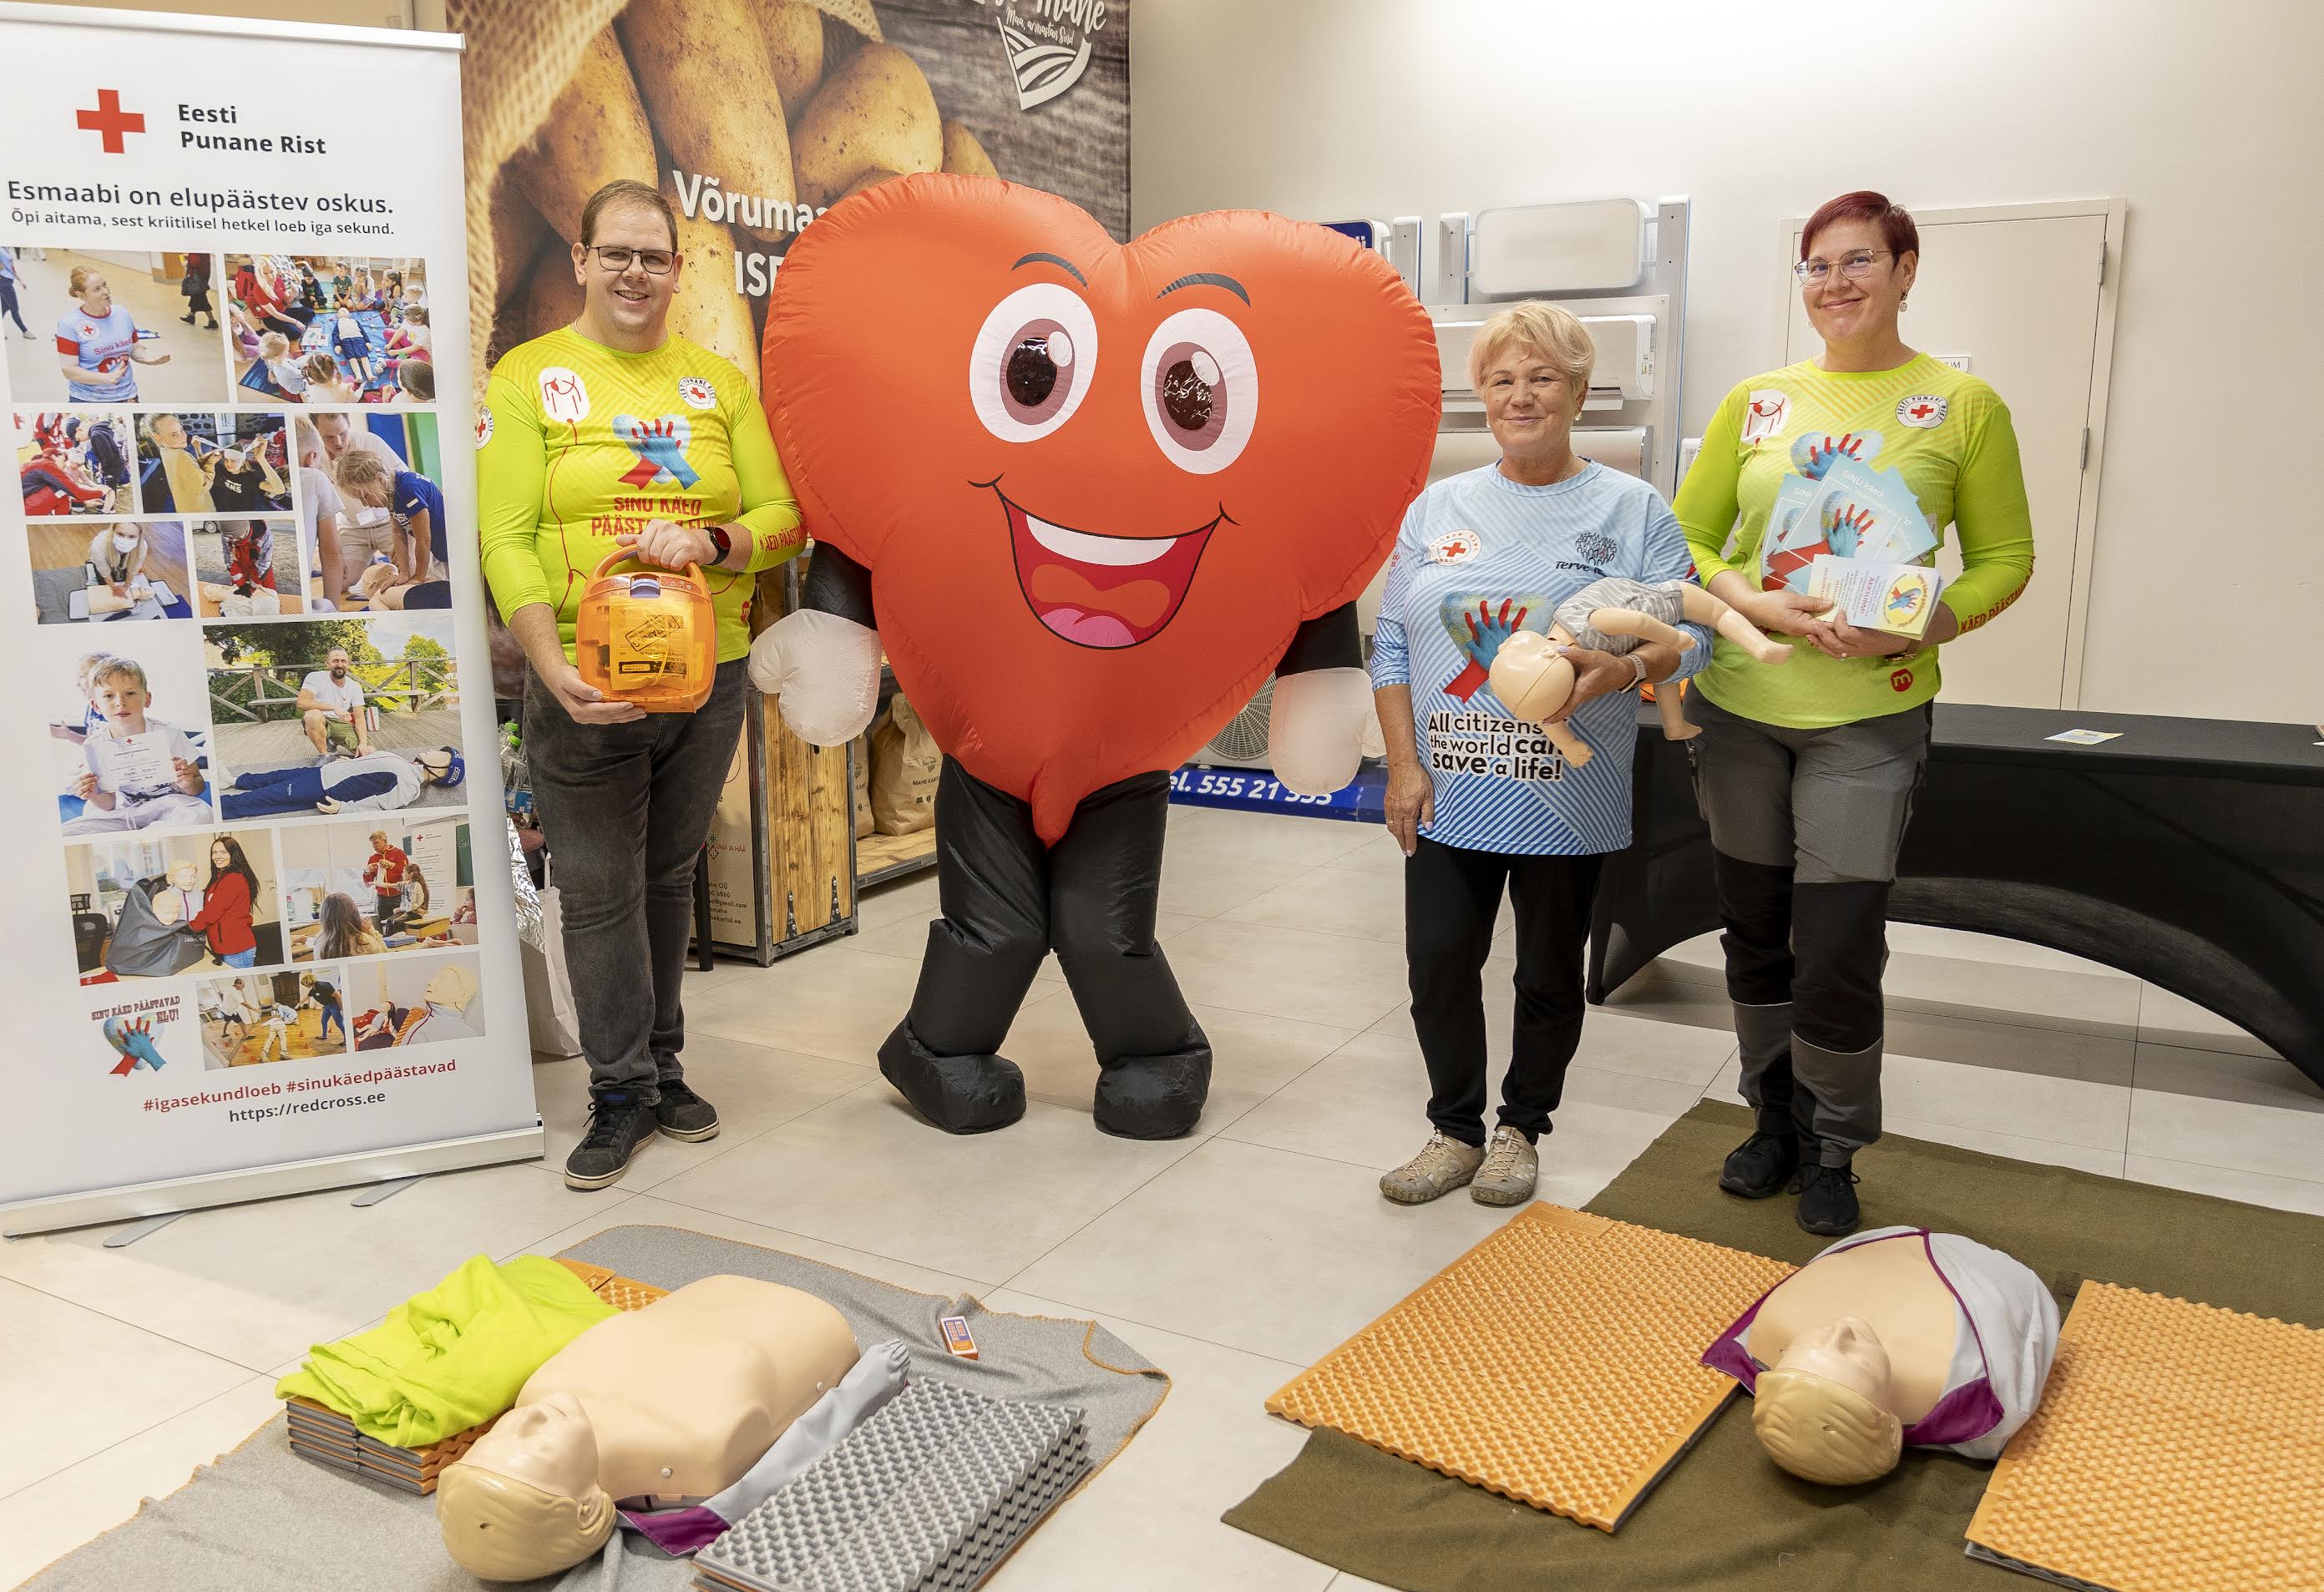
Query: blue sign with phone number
1167,764,1386,824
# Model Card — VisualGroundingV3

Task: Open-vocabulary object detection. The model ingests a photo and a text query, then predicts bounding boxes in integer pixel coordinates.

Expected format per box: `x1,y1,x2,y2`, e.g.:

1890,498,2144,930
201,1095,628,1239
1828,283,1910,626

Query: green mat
1224,1099,2324,1592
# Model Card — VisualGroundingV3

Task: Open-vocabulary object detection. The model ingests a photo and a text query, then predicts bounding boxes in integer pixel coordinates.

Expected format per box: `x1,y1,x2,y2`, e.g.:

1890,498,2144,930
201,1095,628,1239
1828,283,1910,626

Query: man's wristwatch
1625,653,1650,690
705,525,732,564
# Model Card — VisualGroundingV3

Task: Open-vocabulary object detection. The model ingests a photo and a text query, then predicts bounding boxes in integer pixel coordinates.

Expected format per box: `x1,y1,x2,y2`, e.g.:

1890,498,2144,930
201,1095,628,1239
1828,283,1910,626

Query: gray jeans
524,657,748,1098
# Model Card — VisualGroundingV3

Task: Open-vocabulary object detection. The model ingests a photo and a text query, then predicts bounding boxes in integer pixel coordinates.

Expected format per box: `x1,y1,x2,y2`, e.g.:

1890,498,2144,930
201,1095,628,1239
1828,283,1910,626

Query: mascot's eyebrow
1157,271,1250,305
1011,252,1086,286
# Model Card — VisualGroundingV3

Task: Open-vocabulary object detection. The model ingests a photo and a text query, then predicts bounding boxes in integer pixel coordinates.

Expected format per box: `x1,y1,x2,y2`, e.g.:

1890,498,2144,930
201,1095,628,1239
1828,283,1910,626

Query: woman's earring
1900,294,1911,311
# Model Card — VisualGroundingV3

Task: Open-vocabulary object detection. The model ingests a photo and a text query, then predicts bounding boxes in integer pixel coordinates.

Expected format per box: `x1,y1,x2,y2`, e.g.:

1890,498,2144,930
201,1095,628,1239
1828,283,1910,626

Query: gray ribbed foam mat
693,1377,1089,1592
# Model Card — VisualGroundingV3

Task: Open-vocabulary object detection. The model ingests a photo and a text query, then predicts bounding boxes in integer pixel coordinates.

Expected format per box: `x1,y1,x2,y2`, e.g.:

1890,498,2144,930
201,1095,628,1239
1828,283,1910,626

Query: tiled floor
5,801,2320,1589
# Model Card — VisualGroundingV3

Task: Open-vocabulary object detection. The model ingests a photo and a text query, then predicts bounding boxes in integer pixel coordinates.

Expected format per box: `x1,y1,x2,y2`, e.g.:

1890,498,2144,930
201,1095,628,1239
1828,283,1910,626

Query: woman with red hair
1673,192,2035,1236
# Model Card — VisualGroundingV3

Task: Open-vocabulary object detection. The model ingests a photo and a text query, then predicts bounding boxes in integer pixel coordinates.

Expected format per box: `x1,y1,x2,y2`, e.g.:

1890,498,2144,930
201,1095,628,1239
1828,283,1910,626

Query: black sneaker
1793,1161,1862,1236
1718,1130,1799,1199
564,1091,656,1190
654,1079,721,1142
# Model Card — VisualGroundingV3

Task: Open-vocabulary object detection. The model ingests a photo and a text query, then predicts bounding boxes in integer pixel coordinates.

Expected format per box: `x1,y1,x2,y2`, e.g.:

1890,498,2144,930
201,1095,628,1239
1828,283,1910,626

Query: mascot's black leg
1049,771,1213,1139
878,758,1045,1132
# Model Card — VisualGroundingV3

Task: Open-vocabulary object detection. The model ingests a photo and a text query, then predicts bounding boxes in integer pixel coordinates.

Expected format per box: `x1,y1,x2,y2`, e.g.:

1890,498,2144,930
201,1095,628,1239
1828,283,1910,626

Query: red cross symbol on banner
76,89,145,153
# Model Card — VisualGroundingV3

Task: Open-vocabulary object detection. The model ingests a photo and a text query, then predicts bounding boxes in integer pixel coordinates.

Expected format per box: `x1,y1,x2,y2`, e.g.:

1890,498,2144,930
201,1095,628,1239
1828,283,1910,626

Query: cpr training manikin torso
436,1276,858,1580
1704,1227,2060,1486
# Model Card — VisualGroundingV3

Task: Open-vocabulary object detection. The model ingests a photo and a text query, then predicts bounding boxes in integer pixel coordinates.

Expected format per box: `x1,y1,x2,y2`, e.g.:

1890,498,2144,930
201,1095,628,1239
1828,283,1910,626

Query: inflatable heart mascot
751,175,1440,1139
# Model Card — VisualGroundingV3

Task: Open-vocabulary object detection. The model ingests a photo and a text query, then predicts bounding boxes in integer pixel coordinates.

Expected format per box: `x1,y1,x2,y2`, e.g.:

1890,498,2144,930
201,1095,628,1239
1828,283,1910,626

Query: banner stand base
1,1124,545,1238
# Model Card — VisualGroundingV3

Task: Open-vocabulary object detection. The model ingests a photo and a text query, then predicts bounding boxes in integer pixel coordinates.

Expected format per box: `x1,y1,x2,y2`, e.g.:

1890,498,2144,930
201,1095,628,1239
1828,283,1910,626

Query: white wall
1131,0,2324,723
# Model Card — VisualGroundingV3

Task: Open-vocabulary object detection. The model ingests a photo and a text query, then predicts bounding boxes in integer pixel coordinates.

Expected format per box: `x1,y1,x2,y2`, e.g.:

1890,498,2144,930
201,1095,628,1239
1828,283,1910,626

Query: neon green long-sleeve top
477,326,804,664
1674,353,2035,728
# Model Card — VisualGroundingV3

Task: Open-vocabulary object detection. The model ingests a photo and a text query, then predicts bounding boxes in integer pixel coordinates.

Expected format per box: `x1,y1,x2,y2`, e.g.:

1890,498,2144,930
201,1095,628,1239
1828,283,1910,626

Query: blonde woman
143,414,218,515
1371,301,1711,1207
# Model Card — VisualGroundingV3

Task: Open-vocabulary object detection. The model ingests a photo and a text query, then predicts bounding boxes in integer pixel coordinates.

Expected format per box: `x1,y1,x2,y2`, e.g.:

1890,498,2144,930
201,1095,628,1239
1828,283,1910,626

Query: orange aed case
574,550,717,713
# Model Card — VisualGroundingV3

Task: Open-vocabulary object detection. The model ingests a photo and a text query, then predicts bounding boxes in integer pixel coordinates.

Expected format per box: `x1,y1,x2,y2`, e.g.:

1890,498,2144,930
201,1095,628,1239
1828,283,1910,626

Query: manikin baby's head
1751,1315,1906,1486
435,1392,615,1580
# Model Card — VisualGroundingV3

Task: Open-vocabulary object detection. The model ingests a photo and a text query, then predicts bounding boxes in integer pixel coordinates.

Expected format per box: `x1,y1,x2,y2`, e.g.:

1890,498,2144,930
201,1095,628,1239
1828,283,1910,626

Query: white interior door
1781,204,2119,709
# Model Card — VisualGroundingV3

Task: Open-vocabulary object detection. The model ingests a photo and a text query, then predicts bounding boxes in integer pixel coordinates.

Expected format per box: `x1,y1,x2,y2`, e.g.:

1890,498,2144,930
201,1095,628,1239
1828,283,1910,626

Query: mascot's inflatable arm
1268,605,1369,797
748,544,883,747
753,541,1371,799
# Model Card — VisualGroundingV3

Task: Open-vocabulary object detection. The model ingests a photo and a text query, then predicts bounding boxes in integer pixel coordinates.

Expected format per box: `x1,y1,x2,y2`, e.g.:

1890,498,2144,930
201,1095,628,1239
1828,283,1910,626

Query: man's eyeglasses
1795,250,1896,285
586,245,676,275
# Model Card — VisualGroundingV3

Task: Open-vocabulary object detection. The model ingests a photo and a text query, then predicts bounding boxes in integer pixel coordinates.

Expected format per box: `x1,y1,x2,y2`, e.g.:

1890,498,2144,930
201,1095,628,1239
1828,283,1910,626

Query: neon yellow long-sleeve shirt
1674,352,2034,728
477,326,804,664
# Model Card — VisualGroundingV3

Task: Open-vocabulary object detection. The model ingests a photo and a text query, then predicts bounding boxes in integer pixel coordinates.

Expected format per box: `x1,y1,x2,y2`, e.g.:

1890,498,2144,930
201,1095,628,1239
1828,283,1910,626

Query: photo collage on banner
23,251,483,1086
0,12,535,1232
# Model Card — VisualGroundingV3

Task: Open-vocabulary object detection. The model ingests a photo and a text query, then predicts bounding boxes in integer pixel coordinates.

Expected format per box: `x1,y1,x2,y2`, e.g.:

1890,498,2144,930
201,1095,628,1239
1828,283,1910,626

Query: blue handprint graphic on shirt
1790,429,1883,480
1461,597,1532,667
1437,594,1550,700
613,414,701,489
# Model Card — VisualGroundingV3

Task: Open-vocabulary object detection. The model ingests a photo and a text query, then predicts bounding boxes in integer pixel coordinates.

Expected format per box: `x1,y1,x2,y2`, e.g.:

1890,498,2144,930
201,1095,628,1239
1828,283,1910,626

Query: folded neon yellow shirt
275,1254,615,1447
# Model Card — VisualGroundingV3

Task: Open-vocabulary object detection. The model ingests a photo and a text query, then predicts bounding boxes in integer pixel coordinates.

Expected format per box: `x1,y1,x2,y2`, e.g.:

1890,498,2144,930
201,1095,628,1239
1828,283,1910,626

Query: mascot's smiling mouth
990,484,1224,649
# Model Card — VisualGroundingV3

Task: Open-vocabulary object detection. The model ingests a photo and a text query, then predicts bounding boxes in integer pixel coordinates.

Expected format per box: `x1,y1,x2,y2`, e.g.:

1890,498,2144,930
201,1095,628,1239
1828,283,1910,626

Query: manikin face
1480,348,1581,465
1776,1315,1895,1410
463,1392,600,1501
1800,218,1916,349
168,861,200,890
573,204,679,341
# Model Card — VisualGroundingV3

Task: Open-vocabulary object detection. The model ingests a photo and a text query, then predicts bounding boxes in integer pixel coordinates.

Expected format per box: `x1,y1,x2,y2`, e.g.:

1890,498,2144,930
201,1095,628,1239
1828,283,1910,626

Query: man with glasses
478,179,804,1191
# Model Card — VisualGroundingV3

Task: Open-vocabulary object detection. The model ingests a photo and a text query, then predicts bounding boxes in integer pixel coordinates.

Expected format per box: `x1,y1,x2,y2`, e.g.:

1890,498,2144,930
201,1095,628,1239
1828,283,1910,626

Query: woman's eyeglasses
1794,250,1896,285
586,245,677,275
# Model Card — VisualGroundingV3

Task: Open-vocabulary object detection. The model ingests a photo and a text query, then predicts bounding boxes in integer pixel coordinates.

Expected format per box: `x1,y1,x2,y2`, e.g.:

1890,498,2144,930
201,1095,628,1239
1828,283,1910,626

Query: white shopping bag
522,879,583,1059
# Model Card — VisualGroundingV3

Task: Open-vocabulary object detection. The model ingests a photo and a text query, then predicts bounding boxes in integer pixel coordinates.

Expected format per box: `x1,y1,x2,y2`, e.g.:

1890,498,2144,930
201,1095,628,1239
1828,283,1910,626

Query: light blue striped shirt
1370,462,1708,856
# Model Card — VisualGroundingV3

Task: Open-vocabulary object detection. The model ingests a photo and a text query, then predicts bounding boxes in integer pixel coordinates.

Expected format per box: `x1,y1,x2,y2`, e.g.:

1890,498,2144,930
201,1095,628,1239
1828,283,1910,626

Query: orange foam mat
282,1261,670,1494
1967,1281,2324,1592
1265,1203,1794,1531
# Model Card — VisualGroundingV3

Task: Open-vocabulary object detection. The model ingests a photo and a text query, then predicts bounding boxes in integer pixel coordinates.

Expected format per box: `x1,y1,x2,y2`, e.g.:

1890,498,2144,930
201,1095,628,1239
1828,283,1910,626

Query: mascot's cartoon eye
1140,306,1257,475
970,282,1099,442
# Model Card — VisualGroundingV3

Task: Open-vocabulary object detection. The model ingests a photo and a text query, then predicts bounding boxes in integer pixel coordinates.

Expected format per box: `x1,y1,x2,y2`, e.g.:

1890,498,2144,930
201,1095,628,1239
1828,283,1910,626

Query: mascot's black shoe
878,1022,1026,1133
1091,1048,1213,1140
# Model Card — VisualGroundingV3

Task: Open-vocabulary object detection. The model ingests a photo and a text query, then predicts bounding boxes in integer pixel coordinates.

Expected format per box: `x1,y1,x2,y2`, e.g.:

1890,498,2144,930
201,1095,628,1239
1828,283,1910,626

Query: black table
1588,702,2324,1089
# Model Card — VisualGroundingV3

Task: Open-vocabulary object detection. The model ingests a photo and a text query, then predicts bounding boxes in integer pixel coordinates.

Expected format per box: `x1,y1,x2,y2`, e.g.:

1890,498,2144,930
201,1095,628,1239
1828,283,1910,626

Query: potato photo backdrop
453,0,1132,400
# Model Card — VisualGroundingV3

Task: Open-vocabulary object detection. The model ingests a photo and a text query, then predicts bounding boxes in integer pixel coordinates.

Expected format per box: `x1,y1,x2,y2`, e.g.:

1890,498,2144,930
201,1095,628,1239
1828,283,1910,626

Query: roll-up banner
0,2,542,1236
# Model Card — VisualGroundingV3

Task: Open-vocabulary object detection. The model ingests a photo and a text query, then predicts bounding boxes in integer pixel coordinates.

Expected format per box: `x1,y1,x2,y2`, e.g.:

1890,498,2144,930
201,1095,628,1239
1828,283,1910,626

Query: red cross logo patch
1896,395,1948,428
75,89,144,154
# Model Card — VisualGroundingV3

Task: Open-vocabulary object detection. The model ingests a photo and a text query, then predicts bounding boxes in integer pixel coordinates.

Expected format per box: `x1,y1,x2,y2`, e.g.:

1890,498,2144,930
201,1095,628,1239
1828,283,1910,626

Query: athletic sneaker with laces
654,1079,720,1141
564,1090,657,1190
1379,1130,1485,1205
1793,1160,1862,1236
1719,1129,1800,1199
1471,1124,1538,1206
